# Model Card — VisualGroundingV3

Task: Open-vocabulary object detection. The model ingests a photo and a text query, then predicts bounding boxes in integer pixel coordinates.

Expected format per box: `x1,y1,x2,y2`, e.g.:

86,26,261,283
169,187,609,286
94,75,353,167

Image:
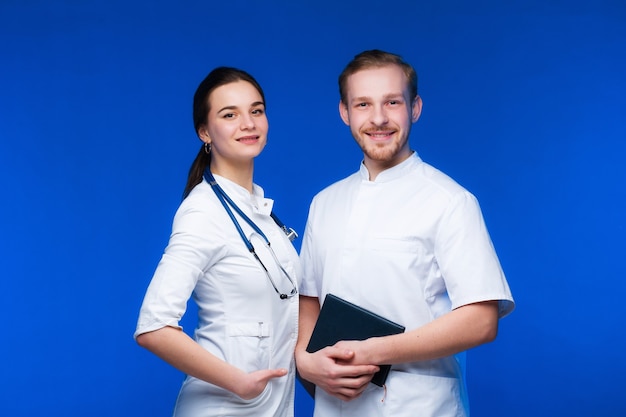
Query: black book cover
306,293,405,387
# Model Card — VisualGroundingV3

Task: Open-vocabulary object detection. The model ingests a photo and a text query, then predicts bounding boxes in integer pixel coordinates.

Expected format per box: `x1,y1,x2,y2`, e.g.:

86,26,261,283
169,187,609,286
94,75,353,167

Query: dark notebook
306,293,405,387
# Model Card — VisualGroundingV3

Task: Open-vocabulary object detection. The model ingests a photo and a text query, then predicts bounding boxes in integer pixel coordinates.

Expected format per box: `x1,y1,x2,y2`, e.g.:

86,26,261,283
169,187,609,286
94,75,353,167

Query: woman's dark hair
183,67,265,198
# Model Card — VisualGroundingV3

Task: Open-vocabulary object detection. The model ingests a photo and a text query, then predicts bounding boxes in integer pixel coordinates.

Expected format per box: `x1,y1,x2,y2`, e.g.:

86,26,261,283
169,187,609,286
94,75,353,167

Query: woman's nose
240,113,256,129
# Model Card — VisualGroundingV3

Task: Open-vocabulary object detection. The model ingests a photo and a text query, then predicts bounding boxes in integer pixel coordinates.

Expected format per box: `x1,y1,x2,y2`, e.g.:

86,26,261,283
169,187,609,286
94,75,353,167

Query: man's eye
357,102,368,107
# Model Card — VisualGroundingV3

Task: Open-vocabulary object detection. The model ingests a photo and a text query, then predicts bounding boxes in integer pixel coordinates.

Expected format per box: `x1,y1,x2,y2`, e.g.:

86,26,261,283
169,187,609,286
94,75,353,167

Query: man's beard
362,140,404,162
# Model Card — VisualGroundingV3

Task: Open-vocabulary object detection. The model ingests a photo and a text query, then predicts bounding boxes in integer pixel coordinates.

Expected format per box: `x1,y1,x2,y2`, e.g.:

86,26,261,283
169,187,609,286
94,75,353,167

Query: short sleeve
298,199,321,298
435,191,515,318
134,193,223,338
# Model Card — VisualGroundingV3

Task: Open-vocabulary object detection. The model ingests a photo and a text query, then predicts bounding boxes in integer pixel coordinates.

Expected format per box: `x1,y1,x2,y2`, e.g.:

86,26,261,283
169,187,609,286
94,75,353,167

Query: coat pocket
226,321,272,373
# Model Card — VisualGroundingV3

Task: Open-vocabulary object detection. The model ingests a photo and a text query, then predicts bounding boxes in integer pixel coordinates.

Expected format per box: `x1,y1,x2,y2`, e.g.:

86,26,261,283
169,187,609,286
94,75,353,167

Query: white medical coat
300,153,514,417
135,175,300,417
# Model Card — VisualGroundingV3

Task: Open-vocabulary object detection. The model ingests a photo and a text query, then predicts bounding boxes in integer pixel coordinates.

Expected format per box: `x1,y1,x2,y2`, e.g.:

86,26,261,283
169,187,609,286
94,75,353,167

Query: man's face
339,65,422,177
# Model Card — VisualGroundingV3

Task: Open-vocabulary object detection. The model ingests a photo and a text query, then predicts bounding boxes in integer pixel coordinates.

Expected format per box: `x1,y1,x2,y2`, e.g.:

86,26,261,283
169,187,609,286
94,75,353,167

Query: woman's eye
223,113,235,119
252,108,265,115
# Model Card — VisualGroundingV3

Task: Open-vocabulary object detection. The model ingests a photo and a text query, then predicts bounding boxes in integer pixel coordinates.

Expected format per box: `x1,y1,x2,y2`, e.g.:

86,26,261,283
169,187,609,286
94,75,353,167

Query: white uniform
135,175,300,417
300,153,514,417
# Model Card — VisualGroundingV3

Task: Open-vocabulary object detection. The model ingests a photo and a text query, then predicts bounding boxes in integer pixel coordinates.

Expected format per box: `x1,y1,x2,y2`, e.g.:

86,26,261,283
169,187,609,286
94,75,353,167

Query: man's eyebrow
350,96,371,103
383,93,404,100
350,93,404,104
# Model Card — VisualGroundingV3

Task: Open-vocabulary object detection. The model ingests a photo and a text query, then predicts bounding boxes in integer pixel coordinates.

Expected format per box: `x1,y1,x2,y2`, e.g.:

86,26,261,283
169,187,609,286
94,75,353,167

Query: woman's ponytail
182,145,210,199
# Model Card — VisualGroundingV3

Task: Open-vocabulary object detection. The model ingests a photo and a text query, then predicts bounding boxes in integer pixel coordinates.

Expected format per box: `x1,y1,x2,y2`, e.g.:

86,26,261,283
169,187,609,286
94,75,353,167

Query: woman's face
200,80,268,167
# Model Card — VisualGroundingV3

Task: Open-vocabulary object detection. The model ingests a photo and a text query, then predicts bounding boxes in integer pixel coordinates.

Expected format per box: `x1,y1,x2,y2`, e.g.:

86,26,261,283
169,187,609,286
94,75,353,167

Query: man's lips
365,131,395,140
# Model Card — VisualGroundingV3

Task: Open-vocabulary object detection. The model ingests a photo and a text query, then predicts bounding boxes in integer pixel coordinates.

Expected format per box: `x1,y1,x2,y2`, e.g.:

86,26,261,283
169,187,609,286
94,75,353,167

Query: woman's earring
204,142,212,155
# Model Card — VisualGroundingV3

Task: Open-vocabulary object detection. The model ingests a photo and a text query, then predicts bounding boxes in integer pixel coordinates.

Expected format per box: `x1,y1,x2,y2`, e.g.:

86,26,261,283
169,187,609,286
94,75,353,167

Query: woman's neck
210,160,254,193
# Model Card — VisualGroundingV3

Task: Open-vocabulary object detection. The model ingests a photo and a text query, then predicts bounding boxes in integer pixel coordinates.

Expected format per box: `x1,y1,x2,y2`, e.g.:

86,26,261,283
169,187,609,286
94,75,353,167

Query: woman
135,67,300,416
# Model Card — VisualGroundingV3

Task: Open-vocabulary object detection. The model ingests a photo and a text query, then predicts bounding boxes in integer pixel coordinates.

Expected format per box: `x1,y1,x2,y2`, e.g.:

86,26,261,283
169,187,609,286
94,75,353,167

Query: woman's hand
234,368,288,400
137,327,289,399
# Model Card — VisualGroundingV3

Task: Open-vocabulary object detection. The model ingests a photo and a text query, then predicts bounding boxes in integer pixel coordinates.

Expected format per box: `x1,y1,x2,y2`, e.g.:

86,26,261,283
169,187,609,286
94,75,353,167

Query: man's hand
297,345,379,401
333,339,376,366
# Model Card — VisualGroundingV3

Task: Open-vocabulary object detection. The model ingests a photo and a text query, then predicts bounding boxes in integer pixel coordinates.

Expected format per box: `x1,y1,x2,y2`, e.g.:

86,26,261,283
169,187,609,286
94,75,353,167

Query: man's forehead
346,66,409,98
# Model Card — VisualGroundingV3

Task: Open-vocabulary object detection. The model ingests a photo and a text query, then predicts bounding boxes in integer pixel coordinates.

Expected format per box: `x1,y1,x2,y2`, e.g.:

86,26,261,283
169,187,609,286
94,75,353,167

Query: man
295,49,515,417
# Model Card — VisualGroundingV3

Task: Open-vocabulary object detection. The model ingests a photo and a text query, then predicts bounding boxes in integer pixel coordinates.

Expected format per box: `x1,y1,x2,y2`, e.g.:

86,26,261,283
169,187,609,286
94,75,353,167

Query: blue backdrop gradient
1,1,624,416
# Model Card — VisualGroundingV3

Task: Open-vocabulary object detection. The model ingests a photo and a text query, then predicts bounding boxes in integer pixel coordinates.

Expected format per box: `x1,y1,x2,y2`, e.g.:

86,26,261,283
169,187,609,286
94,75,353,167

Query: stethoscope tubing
202,168,297,299
204,171,268,251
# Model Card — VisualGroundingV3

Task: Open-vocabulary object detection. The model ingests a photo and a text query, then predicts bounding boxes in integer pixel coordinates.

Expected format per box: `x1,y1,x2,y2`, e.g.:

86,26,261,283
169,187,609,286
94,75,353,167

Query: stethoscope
203,168,298,299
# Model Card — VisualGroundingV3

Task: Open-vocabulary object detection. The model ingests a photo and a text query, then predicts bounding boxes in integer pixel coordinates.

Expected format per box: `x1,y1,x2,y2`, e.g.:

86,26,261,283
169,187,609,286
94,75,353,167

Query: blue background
1,1,625,416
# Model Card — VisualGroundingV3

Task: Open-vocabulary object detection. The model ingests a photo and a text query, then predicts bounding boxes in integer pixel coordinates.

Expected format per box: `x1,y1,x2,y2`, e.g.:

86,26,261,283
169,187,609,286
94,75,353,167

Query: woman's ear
197,126,211,143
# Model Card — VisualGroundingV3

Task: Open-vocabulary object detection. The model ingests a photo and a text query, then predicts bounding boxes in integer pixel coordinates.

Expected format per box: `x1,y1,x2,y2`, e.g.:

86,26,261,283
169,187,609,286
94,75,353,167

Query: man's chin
363,146,398,162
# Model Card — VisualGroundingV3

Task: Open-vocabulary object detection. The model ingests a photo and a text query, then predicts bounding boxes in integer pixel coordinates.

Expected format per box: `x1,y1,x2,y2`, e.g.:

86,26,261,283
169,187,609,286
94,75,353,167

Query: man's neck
363,151,413,181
